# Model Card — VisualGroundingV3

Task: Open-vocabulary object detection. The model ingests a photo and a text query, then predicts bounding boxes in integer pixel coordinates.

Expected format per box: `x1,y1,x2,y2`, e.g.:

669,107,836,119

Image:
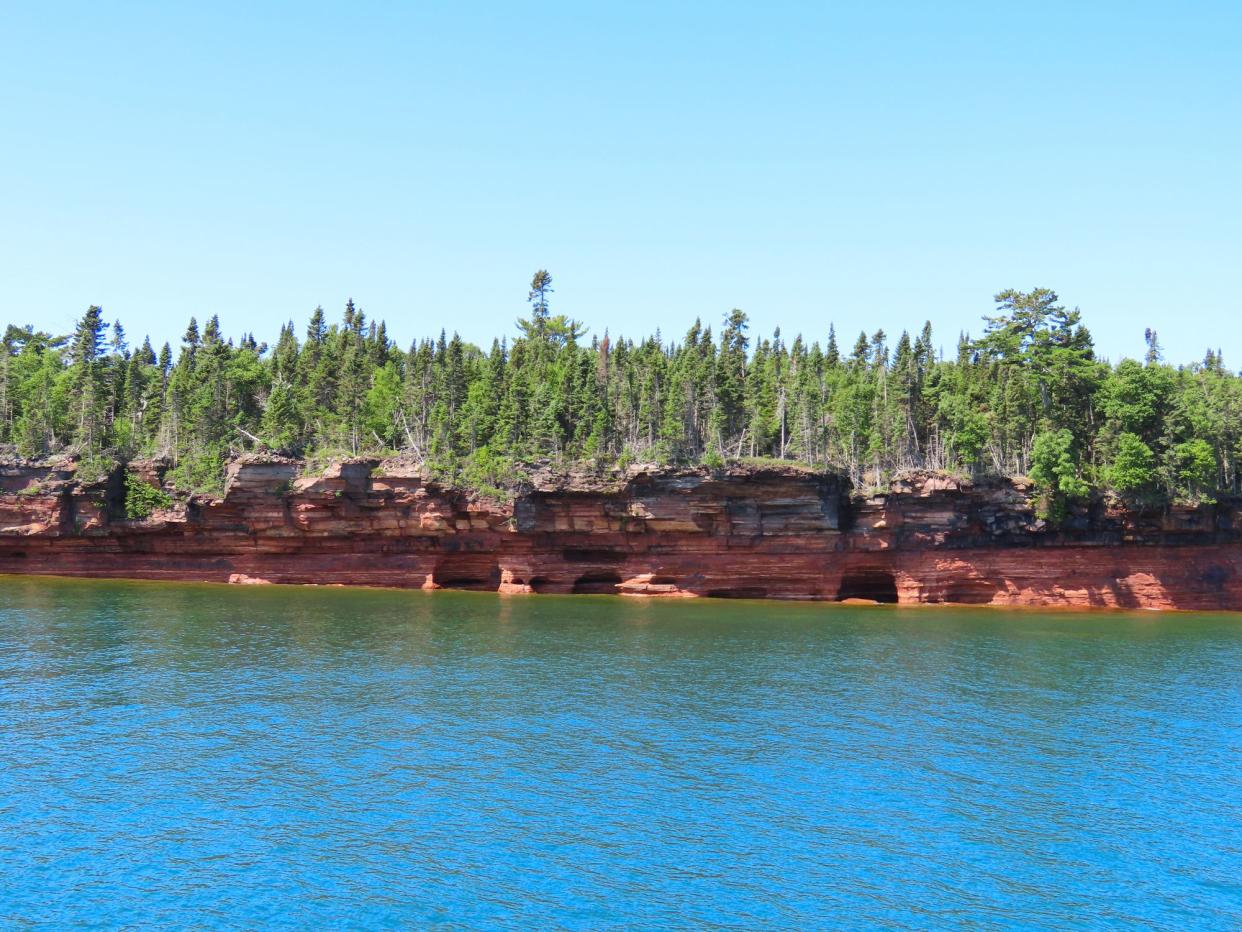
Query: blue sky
3,1,1238,364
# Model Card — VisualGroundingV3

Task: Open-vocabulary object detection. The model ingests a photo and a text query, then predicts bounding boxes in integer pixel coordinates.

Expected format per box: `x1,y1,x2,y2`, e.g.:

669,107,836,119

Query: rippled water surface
2,577,1240,928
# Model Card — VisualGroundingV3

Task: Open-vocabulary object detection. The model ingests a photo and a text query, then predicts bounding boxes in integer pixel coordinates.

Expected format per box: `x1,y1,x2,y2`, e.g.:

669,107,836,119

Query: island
3,280,1239,609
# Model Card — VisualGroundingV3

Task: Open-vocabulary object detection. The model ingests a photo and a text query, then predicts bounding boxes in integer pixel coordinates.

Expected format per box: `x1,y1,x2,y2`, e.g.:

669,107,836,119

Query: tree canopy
3,281,1239,507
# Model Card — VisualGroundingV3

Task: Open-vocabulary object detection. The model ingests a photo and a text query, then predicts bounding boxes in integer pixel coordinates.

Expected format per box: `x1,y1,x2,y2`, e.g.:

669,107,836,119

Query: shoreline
3,456,1241,612
0,571,1211,615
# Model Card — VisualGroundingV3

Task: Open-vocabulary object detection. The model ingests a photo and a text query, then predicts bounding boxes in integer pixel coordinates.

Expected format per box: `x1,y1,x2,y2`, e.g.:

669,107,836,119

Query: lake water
1,576,1240,929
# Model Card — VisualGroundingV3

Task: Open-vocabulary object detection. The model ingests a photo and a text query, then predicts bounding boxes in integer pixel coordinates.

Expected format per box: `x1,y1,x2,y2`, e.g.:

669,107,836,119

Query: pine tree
69,305,107,452
713,309,749,455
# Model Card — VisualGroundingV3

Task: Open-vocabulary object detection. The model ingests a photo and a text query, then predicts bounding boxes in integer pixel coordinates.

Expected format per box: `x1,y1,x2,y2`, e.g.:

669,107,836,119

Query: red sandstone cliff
1,455,1239,610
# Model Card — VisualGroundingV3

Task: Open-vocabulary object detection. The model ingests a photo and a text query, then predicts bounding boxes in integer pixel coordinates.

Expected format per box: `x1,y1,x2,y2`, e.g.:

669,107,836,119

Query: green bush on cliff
75,453,118,486
1171,439,1218,504
421,447,521,503
1029,429,1090,522
164,449,227,498
124,471,174,519
1107,433,1158,498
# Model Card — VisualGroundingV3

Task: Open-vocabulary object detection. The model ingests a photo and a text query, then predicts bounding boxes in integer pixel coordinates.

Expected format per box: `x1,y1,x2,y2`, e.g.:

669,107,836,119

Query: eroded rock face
1,458,1239,610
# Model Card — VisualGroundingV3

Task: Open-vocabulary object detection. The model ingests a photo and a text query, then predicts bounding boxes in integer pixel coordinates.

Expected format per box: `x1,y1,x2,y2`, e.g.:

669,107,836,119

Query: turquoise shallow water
1,576,1240,929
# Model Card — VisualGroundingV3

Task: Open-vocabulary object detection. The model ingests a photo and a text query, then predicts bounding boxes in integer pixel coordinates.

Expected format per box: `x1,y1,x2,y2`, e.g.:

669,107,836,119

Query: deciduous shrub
124,471,174,519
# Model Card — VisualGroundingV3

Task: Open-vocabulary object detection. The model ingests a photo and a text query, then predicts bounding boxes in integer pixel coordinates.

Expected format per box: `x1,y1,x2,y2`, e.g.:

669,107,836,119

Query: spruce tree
69,305,107,452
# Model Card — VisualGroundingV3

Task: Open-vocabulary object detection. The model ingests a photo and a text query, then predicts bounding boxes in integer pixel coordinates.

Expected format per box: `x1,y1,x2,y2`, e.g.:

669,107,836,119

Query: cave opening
437,575,499,591
572,571,622,594
705,587,768,599
836,569,899,604
944,579,998,605
434,556,501,591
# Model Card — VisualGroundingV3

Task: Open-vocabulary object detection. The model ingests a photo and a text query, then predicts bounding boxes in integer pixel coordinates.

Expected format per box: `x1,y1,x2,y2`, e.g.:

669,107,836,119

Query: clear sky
3,1,1239,365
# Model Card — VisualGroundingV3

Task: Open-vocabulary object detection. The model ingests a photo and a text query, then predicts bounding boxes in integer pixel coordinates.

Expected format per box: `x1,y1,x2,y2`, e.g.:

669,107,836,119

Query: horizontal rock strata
1,457,1240,610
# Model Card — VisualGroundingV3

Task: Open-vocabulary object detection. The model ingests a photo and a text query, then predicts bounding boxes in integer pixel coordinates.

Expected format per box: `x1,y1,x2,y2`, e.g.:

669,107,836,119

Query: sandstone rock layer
2,458,1240,611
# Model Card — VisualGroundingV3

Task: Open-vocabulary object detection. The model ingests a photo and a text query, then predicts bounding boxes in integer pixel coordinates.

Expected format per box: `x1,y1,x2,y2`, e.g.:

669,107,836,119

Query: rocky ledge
1,456,1240,610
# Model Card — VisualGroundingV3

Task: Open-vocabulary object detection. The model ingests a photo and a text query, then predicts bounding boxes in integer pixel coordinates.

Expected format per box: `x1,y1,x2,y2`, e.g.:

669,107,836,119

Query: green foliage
363,362,403,449
1029,429,1089,521
165,449,228,497
3,280,1242,505
1108,433,1157,496
260,377,300,451
124,471,175,519
75,452,118,486
1030,429,1088,496
458,447,519,502
1171,439,1217,503
1101,359,1171,441
68,305,108,452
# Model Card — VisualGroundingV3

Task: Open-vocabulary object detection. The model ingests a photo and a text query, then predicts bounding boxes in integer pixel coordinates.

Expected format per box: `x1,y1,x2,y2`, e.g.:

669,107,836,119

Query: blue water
1,577,1240,929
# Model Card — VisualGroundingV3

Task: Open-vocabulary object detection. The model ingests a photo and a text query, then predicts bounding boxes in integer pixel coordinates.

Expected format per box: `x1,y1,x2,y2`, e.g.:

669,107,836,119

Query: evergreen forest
2,273,1239,514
